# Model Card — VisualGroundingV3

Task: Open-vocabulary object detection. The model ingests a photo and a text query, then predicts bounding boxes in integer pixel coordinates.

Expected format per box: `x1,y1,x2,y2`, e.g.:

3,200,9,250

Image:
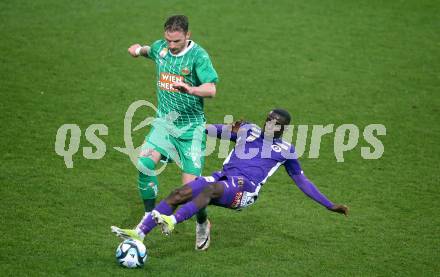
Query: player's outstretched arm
172,82,216,98
128,44,151,58
291,173,349,216
205,120,245,141
285,160,348,216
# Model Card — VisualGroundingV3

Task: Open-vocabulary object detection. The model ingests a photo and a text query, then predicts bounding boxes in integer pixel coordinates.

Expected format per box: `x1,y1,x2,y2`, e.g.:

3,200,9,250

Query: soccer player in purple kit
111,109,348,244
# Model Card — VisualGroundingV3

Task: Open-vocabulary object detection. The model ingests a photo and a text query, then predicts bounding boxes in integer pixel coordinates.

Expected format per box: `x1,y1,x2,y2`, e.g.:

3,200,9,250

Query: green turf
1,0,439,276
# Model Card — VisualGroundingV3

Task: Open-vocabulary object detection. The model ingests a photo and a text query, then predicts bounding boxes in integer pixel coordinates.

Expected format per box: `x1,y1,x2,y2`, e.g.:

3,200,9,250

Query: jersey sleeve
205,124,237,141
194,51,218,84
147,40,165,61
284,157,303,177
285,158,334,209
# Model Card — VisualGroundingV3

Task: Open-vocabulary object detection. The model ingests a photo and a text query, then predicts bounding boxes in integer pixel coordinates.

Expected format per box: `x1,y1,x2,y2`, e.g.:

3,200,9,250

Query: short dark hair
271,108,291,125
164,15,189,33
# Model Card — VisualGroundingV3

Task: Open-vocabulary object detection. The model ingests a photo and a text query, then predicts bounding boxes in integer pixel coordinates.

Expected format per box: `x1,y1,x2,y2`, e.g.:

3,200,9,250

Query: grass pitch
1,0,439,276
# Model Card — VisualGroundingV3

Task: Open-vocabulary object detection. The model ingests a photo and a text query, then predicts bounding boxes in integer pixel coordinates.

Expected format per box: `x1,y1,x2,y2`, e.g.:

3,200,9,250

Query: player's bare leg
152,184,193,235
117,179,224,244
163,182,224,208
153,183,223,240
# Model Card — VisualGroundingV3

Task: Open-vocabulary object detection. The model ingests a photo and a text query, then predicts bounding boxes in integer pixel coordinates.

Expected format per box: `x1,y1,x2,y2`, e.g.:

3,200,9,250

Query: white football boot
195,220,211,251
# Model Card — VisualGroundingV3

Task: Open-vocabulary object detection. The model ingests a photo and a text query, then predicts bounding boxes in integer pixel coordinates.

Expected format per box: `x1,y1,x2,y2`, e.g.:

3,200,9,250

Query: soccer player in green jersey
127,15,218,250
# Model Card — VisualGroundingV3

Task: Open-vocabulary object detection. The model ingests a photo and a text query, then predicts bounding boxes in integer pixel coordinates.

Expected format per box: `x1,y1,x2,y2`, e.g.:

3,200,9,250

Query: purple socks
174,201,200,223
139,200,173,234
139,200,201,235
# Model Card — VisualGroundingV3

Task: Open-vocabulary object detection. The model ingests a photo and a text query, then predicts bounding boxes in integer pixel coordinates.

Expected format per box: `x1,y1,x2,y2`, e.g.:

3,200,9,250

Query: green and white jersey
147,39,218,127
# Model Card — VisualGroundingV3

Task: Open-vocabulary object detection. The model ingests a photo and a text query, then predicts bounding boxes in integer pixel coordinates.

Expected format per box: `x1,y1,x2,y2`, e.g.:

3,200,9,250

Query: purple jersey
138,123,335,234
206,123,334,209
208,123,302,186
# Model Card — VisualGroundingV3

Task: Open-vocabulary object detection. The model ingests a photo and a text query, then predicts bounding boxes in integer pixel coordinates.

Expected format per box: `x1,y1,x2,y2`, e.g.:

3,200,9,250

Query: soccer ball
115,239,148,268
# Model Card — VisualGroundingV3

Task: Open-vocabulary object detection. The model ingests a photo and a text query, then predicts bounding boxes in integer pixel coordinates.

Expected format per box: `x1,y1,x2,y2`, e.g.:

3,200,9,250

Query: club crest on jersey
276,142,290,151
203,176,216,182
271,145,282,152
159,48,168,58
181,67,190,75
246,135,257,142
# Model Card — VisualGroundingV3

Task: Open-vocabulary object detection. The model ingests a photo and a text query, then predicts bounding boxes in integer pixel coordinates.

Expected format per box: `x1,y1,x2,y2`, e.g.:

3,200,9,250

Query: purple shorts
188,172,261,210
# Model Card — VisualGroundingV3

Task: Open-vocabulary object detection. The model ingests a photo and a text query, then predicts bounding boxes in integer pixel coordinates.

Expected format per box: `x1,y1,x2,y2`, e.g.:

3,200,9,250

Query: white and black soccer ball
115,239,148,268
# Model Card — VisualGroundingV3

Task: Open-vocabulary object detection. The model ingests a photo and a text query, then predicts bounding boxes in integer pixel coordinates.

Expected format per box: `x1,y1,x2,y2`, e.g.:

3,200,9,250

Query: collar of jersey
168,40,195,57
